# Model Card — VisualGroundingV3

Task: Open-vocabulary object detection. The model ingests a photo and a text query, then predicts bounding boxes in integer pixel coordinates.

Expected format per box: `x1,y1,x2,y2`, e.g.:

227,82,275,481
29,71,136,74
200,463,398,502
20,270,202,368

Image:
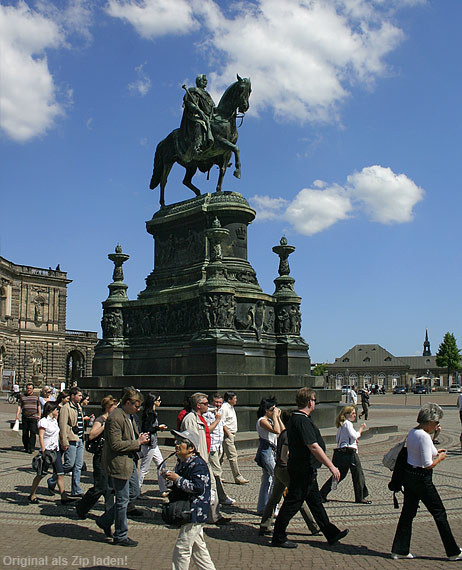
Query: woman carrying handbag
320,405,371,504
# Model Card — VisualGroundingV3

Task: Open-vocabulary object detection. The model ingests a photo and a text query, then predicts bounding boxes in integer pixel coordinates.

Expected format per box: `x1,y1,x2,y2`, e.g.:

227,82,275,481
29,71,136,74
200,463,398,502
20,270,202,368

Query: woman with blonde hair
76,395,118,519
320,405,371,504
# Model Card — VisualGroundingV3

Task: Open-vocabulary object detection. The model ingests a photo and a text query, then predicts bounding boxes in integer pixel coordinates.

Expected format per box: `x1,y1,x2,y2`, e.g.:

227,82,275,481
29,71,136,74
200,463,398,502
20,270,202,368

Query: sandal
28,496,39,504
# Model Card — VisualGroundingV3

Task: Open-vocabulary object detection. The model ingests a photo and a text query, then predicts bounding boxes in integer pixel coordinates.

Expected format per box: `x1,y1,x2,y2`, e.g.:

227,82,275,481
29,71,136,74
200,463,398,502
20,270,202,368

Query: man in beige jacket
48,386,84,496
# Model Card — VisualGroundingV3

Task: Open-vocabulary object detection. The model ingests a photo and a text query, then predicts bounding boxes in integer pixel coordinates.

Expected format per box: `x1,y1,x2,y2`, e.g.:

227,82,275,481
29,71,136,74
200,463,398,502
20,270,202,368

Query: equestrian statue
149,74,251,207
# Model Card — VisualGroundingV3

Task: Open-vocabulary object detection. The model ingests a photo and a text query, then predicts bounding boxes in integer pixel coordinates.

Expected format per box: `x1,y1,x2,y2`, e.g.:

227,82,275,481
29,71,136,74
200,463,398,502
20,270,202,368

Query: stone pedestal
83,191,339,430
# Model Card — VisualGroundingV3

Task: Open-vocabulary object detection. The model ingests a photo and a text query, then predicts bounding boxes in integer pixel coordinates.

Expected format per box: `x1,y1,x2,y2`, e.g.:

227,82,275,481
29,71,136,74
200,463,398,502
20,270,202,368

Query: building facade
0,256,97,389
325,333,461,391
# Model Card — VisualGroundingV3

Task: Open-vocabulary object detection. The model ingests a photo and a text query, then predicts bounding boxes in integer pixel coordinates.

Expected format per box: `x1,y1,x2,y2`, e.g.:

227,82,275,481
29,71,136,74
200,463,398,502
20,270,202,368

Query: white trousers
172,522,216,570
138,444,167,493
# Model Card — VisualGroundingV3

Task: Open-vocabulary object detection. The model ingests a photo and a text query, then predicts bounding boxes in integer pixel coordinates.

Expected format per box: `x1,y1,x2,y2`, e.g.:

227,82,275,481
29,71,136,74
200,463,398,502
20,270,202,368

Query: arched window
349,373,358,387
335,373,344,389
363,373,372,389
377,373,386,386
66,350,85,382
391,373,400,388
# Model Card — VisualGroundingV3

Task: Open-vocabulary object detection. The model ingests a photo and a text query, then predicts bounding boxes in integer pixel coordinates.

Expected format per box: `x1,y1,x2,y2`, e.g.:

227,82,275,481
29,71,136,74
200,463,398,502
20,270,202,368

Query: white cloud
249,195,288,221
197,0,405,123
36,0,94,43
251,165,424,235
104,0,411,124
347,165,424,223
128,63,151,96
105,0,198,38
0,2,65,142
285,184,353,235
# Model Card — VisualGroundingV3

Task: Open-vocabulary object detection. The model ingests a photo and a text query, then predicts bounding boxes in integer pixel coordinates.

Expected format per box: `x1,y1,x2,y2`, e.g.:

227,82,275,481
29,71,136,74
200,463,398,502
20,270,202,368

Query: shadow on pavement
38,522,112,543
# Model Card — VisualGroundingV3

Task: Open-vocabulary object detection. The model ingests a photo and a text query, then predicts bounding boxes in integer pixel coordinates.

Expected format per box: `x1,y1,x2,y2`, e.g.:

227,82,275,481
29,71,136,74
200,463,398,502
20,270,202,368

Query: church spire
423,329,431,356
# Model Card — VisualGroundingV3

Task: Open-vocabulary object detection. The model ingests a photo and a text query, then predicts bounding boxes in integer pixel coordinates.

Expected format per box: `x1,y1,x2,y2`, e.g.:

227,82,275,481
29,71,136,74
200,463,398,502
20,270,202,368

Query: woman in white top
28,401,72,504
320,405,371,504
255,397,285,515
391,403,461,561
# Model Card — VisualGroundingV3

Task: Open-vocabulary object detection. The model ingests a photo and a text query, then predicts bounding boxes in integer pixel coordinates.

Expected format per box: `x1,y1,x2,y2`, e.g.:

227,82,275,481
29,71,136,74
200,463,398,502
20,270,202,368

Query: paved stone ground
1,396,461,570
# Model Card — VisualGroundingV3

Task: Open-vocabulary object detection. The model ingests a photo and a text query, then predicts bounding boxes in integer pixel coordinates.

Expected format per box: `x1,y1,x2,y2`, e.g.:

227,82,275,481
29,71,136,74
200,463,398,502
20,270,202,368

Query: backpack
387,444,408,508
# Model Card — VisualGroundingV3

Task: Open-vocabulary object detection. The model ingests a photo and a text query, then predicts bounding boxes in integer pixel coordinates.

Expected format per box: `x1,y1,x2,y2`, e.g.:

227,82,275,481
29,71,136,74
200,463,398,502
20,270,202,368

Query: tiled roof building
325,332,460,391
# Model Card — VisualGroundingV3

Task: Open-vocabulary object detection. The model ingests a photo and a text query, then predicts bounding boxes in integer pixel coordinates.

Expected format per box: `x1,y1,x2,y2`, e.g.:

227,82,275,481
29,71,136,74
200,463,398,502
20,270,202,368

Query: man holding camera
98,390,150,546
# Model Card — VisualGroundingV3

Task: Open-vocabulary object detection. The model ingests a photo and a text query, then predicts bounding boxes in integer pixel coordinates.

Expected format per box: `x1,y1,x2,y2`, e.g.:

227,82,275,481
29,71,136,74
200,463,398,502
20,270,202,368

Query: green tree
312,363,328,376
436,332,461,383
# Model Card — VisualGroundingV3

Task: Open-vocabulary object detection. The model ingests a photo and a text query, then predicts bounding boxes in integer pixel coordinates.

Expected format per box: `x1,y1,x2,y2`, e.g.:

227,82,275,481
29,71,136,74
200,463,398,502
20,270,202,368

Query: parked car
448,384,462,393
341,385,352,395
413,384,429,394
393,385,407,394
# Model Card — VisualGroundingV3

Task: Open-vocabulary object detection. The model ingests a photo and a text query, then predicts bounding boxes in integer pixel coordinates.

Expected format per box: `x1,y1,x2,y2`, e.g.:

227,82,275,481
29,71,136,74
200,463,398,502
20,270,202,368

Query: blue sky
1,0,461,363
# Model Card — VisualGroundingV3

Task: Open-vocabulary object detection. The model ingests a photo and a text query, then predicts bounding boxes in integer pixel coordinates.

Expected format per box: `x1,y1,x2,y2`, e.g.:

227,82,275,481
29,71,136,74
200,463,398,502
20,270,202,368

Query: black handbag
85,435,103,454
161,499,191,526
332,447,356,468
32,450,57,475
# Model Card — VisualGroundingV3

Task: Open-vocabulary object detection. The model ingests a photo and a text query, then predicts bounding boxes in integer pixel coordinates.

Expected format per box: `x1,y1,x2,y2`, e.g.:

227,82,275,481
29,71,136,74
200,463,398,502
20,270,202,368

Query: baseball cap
171,429,200,453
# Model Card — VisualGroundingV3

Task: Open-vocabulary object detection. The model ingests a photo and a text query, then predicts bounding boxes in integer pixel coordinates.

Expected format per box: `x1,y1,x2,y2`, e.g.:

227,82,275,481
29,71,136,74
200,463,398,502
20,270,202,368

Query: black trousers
391,468,459,557
76,453,108,516
320,451,368,502
272,467,340,543
22,417,38,452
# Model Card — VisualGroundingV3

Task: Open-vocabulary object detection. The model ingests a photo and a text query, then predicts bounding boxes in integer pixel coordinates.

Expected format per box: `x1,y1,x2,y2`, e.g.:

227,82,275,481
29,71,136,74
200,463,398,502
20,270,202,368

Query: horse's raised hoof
233,169,241,179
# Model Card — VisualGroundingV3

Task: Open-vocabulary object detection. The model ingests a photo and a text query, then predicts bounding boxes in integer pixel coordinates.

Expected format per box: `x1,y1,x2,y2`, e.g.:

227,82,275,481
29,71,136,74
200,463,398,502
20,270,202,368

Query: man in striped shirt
15,383,40,453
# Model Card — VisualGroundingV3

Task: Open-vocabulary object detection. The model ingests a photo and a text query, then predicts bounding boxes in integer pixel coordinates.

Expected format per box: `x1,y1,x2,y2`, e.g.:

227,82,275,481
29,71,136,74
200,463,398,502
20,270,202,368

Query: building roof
331,344,418,369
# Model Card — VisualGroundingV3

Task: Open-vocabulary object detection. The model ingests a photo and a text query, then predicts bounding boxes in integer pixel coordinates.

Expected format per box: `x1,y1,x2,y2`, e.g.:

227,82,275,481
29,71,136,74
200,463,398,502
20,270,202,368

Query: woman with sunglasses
138,392,168,495
255,397,285,515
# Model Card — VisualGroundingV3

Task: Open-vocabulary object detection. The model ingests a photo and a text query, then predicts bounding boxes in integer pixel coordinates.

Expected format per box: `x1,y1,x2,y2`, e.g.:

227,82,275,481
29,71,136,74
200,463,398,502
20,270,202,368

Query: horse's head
236,74,251,114
217,75,252,116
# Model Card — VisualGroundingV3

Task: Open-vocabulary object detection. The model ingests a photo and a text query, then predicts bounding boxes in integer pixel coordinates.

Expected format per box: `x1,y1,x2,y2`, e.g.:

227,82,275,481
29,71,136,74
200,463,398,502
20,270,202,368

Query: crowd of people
13,384,462,566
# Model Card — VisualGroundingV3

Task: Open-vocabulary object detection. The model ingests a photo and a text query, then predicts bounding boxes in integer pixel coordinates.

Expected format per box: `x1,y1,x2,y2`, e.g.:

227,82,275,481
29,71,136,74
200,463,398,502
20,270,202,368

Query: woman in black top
138,392,168,495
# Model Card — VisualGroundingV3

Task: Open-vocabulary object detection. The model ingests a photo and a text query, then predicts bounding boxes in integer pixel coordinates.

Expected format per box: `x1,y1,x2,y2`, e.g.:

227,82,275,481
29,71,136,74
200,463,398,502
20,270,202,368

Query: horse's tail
149,140,164,190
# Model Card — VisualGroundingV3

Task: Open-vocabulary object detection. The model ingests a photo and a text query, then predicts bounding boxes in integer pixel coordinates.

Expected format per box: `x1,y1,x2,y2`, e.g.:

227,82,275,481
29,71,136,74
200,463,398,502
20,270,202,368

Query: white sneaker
448,549,462,561
391,553,415,560
221,497,236,506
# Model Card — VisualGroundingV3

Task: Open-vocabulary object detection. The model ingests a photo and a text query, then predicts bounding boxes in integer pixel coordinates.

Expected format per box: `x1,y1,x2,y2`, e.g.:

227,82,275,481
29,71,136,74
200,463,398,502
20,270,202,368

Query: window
363,373,372,388
377,373,386,386
384,357,391,362
363,357,370,362
343,358,350,363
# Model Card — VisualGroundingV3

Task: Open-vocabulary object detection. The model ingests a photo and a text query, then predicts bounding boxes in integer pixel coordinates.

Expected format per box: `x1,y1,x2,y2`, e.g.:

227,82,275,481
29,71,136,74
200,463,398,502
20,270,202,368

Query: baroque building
0,256,97,388
325,332,459,391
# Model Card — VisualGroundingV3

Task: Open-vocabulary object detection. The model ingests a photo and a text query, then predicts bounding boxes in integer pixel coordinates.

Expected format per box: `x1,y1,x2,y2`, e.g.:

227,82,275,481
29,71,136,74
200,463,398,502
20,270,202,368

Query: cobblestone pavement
0,398,461,570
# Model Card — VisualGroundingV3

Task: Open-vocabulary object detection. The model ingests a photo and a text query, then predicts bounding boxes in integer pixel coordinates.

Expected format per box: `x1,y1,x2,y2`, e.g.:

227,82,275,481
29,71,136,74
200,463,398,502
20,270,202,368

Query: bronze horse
149,75,251,207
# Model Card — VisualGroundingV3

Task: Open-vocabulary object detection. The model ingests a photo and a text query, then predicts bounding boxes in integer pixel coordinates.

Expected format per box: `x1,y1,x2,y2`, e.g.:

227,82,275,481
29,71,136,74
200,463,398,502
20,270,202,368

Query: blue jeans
48,439,84,495
99,462,139,541
256,443,275,515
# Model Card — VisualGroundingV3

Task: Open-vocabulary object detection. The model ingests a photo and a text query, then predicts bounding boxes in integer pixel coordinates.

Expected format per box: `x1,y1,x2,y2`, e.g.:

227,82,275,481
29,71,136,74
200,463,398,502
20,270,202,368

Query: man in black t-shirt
272,387,349,549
